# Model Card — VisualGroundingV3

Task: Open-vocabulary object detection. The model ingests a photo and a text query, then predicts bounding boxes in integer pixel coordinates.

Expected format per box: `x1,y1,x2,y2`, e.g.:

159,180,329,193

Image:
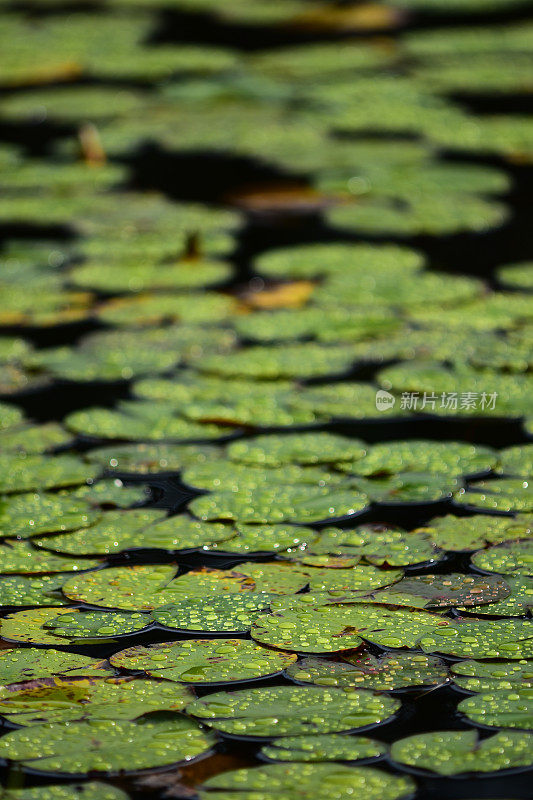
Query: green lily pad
197,343,358,380
390,730,533,775
497,445,533,477
451,659,533,692
198,762,414,800
455,479,533,512
252,604,445,653
0,715,215,774
46,610,152,641
0,423,72,455
182,461,342,493
260,735,387,763
351,472,459,505
347,440,496,477
72,479,150,508
388,573,511,608
305,565,403,593
206,523,314,555
0,648,110,685
421,513,533,551
0,608,80,645
0,574,67,606
96,292,236,328
152,593,278,634
34,509,170,556
65,404,230,442
459,576,533,616
458,689,533,730
0,491,99,539
0,676,193,726
61,565,178,610
293,382,396,421
472,540,533,576
255,243,424,281
187,685,400,737
0,402,24,431
498,262,533,290
189,486,369,523
0,784,129,800
0,454,98,494
304,525,439,567
110,639,296,684
287,652,448,691
85,442,220,474
0,540,100,574
420,618,533,659
228,433,366,467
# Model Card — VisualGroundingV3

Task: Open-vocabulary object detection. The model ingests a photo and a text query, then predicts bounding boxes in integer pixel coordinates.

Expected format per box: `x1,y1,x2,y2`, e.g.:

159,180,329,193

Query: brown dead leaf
242,279,315,310
226,182,333,214
291,3,403,32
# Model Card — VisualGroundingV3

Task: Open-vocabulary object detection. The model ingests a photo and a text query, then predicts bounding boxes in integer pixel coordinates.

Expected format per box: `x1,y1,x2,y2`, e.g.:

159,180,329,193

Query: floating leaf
85,442,220,474
0,608,81,646
305,565,403,593
390,730,533,775
73,480,149,508
347,440,496,478
287,652,448,692
388,573,510,608
451,659,533,692
228,433,366,467
421,513,533,551
110,639,296,684
206,523,314,555
198,762,414,800
0,677,192,726
497,445,533,477
152,593,277,634
0,784,129,800
187,685,399,737
252,604,445,653
0,715,215,774
459,576,533,616
455,479,533,512
182,461,342,493
0,423,72,455
420,618,533,659
0,648,110,685
0,574,67,607
0,492,99,539
0,454,98,494
189,485,369,523
304,525,439,567
0,540,100,574
61,565,178,610
260,734,387,763
472,540,533,576
47,610,152,641
498,262,533,290
458,689,533,730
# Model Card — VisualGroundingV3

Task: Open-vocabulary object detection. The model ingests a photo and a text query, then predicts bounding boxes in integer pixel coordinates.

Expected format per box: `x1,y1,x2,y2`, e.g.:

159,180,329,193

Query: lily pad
459,575,533,616
0,453,98,494
0,676,193,726
497,445,533,477
0,574,67,606
186,685,399,737
304,526,439,567
206,523,314,555
287,652,448,692
46,610,153,641
152,593,277,634
227,433,366,467
471,540,533,576
388,573,511,608
110,639,296,684
85,442,220,474
61,565,178,610
0,785,129,800
182,461,342,493
422,513,533,551
189,485,369,523
34,509,170,556
198,762,414,800
458,689,533,730
305,565,403,593
0,423,72,455
260,734,387,763
0,608,80,646
451,659,533,692
498,262,533,290
347,440,496,478
73,480,150,508
252,604,446,653
390,730,533,775
0,492,99,539
455,479,533,512
0,715,215,774
0,648,110,685
0,539,100,574
420,618,533,659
